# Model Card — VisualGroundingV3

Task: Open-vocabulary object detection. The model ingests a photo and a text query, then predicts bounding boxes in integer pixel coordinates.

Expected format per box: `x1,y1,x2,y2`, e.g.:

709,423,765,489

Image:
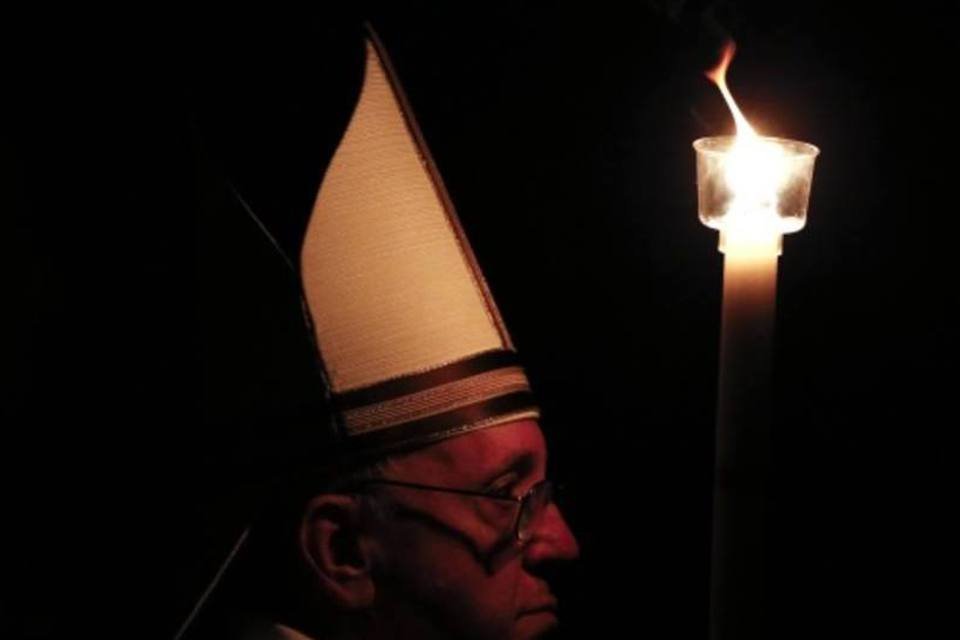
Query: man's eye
486,474,519,498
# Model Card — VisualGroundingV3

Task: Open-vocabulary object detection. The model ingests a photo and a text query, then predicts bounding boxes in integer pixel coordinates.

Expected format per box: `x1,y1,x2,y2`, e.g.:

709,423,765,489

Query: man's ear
299,493,376,610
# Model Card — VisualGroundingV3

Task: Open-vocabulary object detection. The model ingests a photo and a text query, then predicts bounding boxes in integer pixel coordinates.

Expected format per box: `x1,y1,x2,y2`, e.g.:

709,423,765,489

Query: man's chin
514,610,560,639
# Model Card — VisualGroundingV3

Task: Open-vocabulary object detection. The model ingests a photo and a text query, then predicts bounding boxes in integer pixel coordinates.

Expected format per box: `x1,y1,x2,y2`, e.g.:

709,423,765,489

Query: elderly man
186,27,579,640
238,417,579,640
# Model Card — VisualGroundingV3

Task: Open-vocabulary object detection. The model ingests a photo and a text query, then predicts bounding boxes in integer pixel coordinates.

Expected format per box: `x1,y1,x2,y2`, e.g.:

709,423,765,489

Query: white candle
694,41,819,640
709,227,779,640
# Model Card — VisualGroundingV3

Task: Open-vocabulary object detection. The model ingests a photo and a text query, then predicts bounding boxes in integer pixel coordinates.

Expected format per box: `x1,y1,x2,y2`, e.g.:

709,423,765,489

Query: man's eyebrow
482,451,536,486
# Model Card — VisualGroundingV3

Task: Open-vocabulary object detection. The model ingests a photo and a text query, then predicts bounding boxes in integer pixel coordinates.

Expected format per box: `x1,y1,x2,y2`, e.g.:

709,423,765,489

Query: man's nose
522,502,580,564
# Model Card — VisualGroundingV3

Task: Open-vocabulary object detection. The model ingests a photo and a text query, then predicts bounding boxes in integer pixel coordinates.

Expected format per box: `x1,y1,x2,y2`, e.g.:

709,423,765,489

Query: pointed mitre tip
361,22,386,62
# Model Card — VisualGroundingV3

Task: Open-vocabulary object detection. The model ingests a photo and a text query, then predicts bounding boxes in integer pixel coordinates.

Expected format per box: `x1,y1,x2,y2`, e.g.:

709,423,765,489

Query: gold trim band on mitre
341,365,533,435
341,397,539,457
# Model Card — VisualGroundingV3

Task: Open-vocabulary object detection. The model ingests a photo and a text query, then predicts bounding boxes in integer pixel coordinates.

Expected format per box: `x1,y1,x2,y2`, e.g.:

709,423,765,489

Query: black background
4,1,954,638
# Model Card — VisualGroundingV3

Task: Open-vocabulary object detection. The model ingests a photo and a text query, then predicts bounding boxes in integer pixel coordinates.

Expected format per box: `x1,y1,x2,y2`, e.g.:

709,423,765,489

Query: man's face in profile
369,420,579,640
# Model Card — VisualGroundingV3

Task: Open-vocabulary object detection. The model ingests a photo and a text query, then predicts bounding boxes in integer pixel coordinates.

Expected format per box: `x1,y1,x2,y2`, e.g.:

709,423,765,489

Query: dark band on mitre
342,386,539,454
332,349,537,441
334,349,523,410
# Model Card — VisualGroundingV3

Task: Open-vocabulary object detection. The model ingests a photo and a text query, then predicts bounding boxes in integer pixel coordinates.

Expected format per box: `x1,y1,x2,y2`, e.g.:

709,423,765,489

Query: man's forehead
386,420,546,481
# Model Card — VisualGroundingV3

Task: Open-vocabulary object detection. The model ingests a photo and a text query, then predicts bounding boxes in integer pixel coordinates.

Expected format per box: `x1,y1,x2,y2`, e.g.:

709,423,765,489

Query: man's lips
518,598,558,617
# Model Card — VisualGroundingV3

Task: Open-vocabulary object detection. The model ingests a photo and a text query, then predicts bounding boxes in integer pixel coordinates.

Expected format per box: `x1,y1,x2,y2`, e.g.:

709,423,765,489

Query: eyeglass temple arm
360,478,523,503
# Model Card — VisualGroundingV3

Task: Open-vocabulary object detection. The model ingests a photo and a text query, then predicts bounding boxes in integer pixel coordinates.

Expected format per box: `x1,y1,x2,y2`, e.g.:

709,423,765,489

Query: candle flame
702,39,792,251
705,41,757,138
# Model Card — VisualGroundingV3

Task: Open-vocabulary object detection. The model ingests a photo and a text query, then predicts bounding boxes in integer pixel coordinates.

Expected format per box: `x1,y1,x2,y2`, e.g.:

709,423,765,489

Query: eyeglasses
356,478,555,543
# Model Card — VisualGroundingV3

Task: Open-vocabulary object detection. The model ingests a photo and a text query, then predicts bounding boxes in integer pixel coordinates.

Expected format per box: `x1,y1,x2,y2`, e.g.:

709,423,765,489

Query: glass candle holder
694,136,819,250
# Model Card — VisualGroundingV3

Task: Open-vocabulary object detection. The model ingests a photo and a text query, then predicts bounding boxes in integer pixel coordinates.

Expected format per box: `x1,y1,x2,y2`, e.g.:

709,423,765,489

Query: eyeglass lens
517,481,553,542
